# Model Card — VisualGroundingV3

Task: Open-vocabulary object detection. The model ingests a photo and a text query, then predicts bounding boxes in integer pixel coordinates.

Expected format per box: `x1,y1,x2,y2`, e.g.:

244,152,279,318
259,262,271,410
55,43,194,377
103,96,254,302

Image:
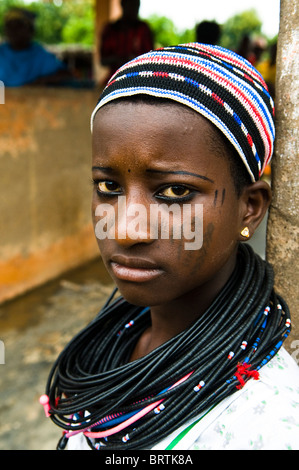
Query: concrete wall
0,1,125,305
0,87,101,304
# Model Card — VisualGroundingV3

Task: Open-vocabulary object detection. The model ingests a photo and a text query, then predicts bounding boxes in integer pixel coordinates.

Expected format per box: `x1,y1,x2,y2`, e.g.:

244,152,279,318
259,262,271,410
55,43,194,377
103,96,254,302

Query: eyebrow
92,166,214,184
92,166,114,172
146,169,214,183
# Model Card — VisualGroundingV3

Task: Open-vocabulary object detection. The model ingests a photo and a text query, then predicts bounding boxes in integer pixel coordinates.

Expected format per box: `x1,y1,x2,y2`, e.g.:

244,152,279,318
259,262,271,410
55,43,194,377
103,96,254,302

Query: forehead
92,99,231,171
95,101,203,154
92,99,237,178
94,100,224,156
93,100,216,148
92,101,234,185
92,100,229,167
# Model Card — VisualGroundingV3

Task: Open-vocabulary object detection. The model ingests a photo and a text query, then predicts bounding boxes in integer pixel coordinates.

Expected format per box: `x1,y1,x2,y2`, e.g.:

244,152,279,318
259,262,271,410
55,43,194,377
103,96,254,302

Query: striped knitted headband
91,43,275,182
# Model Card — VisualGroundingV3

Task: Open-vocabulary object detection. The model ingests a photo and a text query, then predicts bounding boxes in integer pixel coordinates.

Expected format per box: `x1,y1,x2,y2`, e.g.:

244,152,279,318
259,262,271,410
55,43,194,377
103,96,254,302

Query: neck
130,249,238,361
9,41,32,51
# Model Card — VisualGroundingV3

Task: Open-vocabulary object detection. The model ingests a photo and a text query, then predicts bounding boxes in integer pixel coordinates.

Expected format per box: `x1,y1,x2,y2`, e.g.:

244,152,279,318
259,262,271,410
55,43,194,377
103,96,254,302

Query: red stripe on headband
193,43,267,87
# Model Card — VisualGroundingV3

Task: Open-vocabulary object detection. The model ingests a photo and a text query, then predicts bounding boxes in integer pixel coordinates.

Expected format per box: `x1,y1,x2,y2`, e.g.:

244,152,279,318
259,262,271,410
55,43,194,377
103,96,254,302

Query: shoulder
0,42,12,55
102,20,121,33
194,348,299,450
259,346,299,385
30,42,54,56
136,20,152,32
30,42,65,71
153,348,299,450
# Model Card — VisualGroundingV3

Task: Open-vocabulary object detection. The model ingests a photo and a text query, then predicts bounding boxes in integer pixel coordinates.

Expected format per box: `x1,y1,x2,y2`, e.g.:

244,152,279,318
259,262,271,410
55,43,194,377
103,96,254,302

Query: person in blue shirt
0,8,70,87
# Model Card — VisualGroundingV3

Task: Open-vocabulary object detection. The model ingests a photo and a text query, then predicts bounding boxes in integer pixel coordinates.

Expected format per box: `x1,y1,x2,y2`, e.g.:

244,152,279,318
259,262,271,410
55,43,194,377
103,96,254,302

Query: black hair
195,20,221,45
208,124,252,197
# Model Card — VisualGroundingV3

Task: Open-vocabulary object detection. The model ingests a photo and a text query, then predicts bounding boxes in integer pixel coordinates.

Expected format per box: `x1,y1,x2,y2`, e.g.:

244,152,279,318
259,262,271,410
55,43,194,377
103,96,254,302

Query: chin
115,281,166,307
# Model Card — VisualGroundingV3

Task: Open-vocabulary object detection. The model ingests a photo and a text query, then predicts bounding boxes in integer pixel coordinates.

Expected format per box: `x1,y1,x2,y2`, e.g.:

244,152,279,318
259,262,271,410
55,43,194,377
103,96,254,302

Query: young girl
41,43,299,450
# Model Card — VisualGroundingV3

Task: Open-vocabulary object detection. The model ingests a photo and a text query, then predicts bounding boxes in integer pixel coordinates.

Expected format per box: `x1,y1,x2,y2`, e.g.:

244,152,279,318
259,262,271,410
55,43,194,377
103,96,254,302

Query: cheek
203,191,240,236
201,202,240,263
163,220,214,272
177,202,238,277
181,222,215,270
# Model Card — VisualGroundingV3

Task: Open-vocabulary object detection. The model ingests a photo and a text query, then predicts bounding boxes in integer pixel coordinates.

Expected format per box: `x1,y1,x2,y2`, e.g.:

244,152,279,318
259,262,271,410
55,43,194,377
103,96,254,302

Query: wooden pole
266,0,299,357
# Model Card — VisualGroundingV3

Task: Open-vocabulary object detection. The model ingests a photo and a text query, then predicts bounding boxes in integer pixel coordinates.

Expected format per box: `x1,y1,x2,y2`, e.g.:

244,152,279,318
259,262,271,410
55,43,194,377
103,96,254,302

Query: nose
115,195,153,246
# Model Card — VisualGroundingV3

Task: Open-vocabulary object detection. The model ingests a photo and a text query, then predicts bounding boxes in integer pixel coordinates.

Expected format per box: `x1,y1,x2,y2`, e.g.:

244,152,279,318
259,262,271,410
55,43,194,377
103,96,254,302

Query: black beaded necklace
43,244,291,450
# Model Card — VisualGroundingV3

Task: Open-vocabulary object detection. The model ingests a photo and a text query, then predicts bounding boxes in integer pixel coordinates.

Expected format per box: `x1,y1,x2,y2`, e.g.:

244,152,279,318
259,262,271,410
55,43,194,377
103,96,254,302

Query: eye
157,185,191,200
95,180,122,195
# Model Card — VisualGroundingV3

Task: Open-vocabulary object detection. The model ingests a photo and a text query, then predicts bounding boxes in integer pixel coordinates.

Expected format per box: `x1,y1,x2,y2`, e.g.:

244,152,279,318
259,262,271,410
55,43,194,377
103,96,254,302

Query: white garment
67,347,299,450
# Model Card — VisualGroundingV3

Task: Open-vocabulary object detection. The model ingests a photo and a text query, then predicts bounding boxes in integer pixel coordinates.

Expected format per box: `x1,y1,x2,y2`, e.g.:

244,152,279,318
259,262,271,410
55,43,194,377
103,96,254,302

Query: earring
240,227,250,238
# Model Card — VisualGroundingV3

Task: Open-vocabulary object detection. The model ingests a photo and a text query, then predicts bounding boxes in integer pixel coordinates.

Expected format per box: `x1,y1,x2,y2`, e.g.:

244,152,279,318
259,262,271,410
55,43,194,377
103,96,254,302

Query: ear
238,180,272,240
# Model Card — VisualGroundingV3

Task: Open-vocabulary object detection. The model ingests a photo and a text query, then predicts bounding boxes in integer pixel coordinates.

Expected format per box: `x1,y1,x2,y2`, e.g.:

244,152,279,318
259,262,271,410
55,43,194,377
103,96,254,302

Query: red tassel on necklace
235,363,259,389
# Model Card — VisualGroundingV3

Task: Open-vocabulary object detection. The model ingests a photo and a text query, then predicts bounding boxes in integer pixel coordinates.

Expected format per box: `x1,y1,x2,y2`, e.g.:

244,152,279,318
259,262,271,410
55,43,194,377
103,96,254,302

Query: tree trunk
266,0,299,358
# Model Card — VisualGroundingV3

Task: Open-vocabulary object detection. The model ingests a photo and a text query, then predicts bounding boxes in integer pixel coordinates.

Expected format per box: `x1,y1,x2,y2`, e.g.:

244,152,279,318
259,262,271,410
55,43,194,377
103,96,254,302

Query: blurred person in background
100,0,153,84
195,20,221,45
0,7,70,87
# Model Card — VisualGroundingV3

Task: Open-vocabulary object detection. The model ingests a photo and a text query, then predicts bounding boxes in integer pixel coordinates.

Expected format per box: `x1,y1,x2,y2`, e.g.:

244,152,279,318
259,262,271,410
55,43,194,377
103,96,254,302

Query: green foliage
178,28,195,45
0,0,94,45
146,9,266,51
0,1,269,50
146,14,195,48
146,15,179,47
220,9,263,50
61,7,94,45
33,2,69,44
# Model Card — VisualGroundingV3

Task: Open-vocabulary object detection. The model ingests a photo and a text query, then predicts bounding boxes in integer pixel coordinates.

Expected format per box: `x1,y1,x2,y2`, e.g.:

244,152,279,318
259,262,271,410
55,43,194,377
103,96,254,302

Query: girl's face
91,102,245,312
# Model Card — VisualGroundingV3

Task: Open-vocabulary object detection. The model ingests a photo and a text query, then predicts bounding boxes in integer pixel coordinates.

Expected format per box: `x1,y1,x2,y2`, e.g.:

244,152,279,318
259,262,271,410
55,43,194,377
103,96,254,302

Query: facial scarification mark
214,189,226,207
222,189,226,205
178,222,214,274
214,190,218,206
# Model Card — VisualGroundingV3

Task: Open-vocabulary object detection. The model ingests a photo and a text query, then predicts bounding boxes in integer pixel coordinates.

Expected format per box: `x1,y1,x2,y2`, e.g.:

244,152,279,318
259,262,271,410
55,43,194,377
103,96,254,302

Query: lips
110,255,163,282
